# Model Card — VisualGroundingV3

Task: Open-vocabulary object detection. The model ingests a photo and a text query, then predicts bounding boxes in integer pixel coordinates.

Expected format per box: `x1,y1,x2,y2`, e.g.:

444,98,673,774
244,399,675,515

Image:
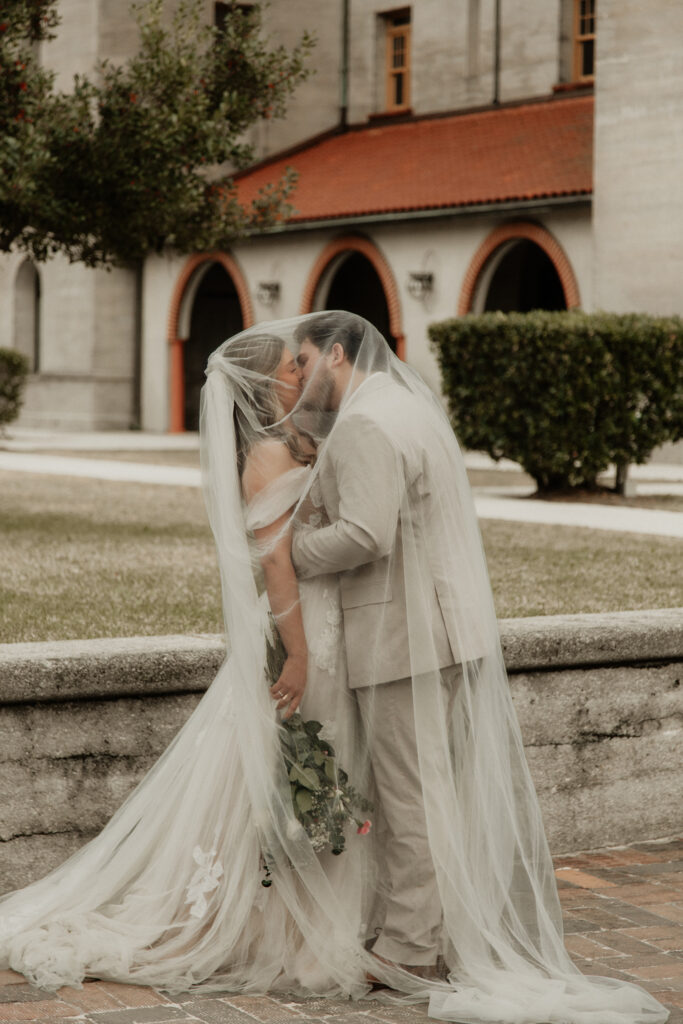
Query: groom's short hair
294,311,364,363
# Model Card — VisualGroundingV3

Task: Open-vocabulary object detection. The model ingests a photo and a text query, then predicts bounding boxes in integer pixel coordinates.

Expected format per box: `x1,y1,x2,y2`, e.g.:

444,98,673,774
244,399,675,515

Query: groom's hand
270,653,307,719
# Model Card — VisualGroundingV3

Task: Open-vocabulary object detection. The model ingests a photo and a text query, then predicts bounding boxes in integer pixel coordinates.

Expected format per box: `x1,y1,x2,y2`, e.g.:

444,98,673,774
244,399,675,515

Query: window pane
579,0,595,33
393,35,405,68
393,72,404,106
215,1,227,29
581,38,594,77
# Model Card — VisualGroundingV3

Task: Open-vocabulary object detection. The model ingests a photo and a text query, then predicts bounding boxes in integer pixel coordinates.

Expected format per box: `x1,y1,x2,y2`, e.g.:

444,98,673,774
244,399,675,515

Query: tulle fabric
0,467,374,998
0,311,668,1024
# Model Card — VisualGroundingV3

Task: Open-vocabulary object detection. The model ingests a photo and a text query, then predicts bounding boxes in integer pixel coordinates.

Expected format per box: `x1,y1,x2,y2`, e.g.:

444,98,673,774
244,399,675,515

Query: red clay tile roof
236,94,593,223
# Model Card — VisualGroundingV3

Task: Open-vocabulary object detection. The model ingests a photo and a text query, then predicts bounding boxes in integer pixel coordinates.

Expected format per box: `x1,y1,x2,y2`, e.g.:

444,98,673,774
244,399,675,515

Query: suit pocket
340,582,392,609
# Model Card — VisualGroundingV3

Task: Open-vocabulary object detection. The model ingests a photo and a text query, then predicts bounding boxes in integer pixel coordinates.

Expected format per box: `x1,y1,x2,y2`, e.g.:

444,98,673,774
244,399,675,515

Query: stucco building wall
3,1,683,434
140,203,592,433
592,0,683,315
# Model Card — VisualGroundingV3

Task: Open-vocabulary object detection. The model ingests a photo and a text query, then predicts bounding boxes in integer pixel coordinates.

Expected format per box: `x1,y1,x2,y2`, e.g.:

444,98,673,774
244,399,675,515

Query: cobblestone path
0,837,681,1024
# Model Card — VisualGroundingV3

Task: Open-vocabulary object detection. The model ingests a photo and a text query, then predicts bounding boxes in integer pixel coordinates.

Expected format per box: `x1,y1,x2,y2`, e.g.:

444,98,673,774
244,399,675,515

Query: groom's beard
302,364,336,413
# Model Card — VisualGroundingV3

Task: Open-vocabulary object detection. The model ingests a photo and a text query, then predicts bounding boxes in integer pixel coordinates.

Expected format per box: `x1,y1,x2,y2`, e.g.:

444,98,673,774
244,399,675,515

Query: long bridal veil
0,312,668,1024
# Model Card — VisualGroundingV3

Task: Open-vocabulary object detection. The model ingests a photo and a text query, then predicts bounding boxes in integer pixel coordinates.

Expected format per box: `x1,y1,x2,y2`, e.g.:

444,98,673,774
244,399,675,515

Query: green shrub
429,311,683,492
0,348,29,429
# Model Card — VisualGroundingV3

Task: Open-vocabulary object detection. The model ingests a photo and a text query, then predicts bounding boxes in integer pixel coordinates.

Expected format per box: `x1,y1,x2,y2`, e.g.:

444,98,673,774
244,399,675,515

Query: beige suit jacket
292,373,482,688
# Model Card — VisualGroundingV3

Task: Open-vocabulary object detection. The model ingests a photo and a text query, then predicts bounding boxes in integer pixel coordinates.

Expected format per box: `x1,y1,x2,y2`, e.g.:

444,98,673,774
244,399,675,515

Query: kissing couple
0,312,667,1024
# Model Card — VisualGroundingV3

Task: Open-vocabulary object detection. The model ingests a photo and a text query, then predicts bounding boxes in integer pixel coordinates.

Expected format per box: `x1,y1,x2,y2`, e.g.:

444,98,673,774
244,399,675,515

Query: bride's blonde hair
226,333,311,473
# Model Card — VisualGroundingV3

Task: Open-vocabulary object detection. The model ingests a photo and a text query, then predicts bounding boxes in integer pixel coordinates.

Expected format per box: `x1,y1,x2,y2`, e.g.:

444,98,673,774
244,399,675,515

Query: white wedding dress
0,465,372,999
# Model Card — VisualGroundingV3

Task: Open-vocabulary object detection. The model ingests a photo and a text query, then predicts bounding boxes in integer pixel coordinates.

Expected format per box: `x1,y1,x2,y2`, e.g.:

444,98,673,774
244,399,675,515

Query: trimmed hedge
0,348,29,429
429,311,683,492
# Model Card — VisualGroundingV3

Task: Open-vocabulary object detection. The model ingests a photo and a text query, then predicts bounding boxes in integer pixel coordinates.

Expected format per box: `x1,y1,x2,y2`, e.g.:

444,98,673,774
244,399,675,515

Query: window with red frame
573,0,596,81
384,9,411,112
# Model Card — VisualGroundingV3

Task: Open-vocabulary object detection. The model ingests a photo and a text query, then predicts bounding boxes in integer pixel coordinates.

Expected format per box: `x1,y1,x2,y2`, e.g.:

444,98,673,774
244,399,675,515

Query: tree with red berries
0,0,312,266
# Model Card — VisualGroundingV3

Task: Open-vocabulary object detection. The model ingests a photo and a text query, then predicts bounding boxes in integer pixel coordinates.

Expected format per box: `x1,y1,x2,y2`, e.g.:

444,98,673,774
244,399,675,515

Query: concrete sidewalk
3,430,683,478
473,493,683,537
464,450,683,483
0,429,201,452
0,451,202,488
0,836,681,1023
1,449,682,538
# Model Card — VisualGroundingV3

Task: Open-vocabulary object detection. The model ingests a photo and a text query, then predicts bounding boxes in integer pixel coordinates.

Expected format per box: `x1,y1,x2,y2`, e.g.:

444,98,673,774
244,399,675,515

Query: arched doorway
458,222,581,315
167,253,253,432
323,251,397,351
483,240,566,312
301,236,405,358
184,263,243,430
13,260,40,372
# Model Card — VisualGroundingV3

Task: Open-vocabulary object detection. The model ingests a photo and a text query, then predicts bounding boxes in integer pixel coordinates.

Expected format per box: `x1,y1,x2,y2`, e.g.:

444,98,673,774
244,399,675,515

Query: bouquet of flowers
262,621,372,885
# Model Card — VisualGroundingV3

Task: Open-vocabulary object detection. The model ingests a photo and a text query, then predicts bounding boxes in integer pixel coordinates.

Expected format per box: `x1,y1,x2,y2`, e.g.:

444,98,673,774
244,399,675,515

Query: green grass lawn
0,471,680,644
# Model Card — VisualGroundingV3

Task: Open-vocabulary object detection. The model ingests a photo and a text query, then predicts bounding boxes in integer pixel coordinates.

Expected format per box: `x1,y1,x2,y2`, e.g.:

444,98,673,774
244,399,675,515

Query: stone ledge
1,610,681,876
500,608,683,672
0,634,226,704
0,608,681,704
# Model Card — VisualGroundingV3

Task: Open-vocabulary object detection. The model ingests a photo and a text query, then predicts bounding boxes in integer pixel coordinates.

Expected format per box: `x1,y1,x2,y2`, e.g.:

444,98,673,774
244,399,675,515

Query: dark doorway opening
185,263,243,430
484,240,566,312
324,252,397,351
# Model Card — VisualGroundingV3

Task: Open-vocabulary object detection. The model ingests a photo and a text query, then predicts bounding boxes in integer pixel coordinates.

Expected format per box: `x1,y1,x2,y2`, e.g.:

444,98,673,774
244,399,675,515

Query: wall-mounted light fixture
407,271,434,300
256,281,281,306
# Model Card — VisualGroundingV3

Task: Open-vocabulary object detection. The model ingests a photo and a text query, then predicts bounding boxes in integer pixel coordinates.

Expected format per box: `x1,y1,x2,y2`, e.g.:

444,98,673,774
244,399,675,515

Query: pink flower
357,820,372,835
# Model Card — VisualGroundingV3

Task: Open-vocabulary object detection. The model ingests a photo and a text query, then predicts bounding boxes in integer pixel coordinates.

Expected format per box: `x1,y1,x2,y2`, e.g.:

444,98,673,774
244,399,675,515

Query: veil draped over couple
0,312,667,1024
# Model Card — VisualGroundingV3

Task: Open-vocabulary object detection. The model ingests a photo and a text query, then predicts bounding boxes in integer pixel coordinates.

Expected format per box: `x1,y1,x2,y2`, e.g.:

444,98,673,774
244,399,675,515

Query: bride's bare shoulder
242,439,301,503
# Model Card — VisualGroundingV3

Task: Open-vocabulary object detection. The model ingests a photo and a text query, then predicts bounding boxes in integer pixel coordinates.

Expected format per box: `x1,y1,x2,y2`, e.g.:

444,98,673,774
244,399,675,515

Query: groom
291,312,478,979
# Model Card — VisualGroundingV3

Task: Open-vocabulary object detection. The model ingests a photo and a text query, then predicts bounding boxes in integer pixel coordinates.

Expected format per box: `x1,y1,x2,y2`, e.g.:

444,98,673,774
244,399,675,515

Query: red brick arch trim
167,252,254,432
457,222,581,316
300,235,406,360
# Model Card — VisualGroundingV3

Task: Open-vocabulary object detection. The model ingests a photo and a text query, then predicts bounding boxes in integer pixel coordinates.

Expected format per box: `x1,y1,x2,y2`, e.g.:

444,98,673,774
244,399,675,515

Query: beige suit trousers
356,665,461,966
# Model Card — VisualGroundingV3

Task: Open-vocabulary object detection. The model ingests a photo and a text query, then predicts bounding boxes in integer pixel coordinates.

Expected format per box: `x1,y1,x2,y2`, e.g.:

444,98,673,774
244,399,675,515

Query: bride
0,313,668,1024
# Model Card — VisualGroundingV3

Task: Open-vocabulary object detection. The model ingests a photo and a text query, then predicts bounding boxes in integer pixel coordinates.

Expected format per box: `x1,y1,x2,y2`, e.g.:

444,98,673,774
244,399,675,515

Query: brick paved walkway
0,836,681,1024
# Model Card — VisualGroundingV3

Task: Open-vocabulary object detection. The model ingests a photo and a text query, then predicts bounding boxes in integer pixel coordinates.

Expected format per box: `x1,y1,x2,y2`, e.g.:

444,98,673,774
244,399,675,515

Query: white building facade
2,0,682,434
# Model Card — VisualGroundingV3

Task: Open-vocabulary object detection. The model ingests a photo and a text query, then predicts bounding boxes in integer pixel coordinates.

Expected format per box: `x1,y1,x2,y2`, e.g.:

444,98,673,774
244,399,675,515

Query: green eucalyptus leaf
289,763,320,791
295,788,314,813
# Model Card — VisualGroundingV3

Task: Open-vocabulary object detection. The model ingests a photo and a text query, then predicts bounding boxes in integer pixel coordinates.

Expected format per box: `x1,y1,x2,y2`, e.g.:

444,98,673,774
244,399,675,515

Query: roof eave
248,192,593,237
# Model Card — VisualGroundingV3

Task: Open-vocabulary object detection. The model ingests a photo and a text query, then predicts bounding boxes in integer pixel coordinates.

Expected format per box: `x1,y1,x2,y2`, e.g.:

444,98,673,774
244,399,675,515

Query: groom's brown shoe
366,952,441,985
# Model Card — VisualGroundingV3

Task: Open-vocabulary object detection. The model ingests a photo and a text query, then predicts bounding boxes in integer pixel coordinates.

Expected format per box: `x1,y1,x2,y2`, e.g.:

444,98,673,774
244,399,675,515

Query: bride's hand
270,652,307,719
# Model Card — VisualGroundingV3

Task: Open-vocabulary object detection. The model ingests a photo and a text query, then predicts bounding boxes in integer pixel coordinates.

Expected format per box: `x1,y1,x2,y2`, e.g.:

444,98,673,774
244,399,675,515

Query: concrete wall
4,258,136,430
592,1,683,314
0,609,680,894
0,251,137,429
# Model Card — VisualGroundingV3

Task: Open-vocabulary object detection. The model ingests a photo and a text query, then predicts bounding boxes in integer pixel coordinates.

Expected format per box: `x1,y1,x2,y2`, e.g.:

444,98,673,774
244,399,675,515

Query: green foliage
0,1,61,252
279,712,372,858
0,346,29,427
265,620,372,862
429,311,683,492
0,0,313,265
